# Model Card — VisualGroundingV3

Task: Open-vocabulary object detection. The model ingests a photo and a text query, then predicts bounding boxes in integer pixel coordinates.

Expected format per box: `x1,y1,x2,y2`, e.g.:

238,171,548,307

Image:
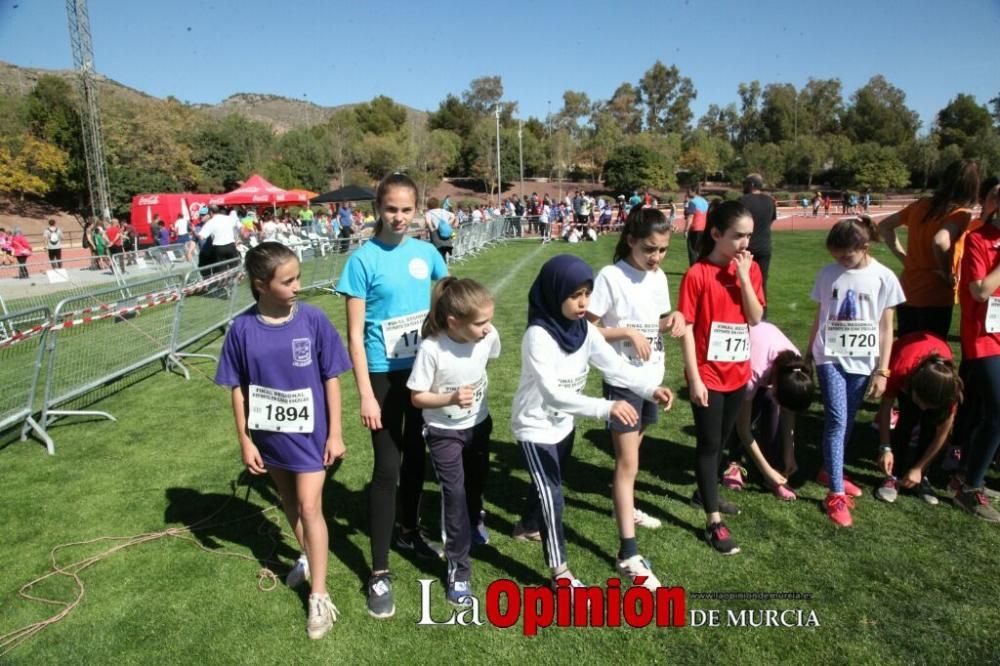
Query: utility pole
66,0,112,221
518,120,524,201
495,106,501,206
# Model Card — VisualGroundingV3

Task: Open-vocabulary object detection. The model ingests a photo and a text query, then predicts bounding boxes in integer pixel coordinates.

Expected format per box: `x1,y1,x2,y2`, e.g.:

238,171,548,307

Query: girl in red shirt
678,201,764,555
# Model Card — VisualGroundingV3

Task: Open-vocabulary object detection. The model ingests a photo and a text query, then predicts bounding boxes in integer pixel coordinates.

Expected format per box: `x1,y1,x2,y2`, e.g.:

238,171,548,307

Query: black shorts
602,382,658,433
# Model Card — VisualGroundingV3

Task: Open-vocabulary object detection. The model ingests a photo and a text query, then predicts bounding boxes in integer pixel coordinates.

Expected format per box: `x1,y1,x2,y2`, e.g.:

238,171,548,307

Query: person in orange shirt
878,159,980,338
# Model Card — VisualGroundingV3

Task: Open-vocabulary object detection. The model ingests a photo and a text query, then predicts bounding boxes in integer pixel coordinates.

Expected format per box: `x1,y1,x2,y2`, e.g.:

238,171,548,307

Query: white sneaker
306,593,338,640
616,555,662,591
633,509,662,529
286,556,310,588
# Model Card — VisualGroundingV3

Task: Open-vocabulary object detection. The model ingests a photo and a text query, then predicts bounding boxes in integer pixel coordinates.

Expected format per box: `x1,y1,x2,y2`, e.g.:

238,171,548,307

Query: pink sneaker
825,493,855,527
771,483,797,501
817,469,863,498
722,463,746,491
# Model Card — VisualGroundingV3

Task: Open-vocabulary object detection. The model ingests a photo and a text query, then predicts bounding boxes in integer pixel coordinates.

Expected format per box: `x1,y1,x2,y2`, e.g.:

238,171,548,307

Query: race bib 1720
824,320,877,357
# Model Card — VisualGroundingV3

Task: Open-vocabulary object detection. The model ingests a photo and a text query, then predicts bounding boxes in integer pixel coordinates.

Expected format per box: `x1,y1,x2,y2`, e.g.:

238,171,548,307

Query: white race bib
440,374,488,420
381,310,427,359
247,385,314,433
621,320,664,365
707,322,750,362
824,320,878,357
546,371,588,419
987,297,1000,333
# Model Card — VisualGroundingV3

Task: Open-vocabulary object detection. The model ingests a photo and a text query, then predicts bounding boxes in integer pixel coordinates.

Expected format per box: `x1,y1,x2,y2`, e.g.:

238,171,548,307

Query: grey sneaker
616,555,662,590
917,478,939,506
954,488,1000,523
306,593,338,639
366,572,395,619
874,477,898,503
286,556,310,588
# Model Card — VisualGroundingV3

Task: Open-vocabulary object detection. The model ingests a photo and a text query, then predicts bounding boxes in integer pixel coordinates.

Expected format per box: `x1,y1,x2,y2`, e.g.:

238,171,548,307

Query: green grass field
1,232,998,664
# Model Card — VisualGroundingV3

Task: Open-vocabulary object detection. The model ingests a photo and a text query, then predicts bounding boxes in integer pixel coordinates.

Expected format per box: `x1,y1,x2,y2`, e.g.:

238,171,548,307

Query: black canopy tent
311,185,376,205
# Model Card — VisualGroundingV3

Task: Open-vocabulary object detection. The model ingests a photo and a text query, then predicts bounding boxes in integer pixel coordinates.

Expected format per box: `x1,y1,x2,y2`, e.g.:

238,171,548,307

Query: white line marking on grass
488,242,547,297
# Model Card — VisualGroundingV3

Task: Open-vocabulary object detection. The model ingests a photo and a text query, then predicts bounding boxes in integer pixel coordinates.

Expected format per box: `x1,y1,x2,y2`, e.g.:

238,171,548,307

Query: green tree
191,114,275,191
0,135,69,199
274,125,335,192
24,75,86,203
638,61,697,135
584,110,626,182
736,143,786,188
409,126,461,206
428,94,477,137
555,90,591,138
326,109,362,187
605,82,643,134
784,135,827,188
736,81,765,147
462,76,504,115
680,130,733,185
354,95,407,135
604,144,675,193
799,78,844,136
902,134,941,189
761,83,797,144
357,132,409,180
846,143,910,190
936,94,994,150
842,75,920,147
697,103,739,143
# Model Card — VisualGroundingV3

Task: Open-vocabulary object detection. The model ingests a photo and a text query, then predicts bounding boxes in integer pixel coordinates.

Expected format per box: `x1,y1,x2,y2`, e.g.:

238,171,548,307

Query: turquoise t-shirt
336,236,448,372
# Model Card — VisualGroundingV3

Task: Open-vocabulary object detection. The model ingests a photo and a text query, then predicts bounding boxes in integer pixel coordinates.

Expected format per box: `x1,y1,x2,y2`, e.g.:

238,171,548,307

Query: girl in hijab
510,254,674,592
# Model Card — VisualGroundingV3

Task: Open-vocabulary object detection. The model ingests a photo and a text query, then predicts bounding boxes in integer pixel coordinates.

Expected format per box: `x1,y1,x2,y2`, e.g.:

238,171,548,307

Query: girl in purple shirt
216,242,352,640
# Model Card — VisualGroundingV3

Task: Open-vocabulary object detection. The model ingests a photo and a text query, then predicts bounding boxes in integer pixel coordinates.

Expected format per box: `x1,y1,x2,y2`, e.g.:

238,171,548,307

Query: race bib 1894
707,322,750,362
381,310,428,359
824,320,877,357
247,385,314,433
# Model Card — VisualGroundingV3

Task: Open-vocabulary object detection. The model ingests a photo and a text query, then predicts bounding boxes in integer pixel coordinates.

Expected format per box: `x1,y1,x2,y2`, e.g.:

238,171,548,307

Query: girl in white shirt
511,255,673,592
407,278,500,608
587,207,684,589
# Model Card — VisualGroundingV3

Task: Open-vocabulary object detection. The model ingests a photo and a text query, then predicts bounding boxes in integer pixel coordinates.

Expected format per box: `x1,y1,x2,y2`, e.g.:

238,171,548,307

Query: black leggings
691,386,746,513
896,304,953,340
368,370,427,571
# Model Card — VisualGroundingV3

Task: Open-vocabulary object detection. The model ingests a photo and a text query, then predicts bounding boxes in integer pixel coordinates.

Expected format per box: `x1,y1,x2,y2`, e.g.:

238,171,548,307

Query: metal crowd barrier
34,275,184,452
0,306,54,454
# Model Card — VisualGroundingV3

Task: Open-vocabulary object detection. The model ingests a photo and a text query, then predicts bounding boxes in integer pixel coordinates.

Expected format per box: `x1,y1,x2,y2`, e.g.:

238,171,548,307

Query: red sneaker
817,469,863,498
824,493,855,527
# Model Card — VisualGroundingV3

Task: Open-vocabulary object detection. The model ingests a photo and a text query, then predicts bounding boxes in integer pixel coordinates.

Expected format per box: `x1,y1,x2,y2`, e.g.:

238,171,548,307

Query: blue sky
1,0,998,131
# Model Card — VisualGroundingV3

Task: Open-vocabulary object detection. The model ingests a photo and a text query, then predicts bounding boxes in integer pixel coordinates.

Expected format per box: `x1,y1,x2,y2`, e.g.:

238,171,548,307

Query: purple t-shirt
215,303,352,472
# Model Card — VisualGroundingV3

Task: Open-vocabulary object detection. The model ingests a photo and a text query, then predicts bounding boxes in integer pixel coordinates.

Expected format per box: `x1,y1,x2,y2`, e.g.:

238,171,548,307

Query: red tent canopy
219,174,311,206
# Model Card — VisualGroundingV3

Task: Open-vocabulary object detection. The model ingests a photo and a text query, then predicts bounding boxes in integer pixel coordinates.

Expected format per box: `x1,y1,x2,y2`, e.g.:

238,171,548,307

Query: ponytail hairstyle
374,172,419,236
422,277,495,339
697,200,751,259
826,215,880,252
771,350,814,412
245,241,298,301
613,206,671,263
906,353,963,422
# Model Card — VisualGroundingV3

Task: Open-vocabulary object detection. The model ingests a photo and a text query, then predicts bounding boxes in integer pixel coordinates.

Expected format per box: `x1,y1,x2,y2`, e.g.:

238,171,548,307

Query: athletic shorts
602,382,658,433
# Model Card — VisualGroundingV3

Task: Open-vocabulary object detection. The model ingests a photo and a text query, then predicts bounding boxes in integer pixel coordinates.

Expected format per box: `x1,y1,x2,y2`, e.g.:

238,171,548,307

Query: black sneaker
705,522,741,555
366,572,395,619
394,528,445,560
690,490,741,515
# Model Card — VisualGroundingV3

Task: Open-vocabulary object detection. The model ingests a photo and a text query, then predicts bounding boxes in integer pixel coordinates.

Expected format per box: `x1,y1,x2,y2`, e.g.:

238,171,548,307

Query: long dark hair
924,159,980,223
771,350,814,412
613,206,671,263
697,200,750,259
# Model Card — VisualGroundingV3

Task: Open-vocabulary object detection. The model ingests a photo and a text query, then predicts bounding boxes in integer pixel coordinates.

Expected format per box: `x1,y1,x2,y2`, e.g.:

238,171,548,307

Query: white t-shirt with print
588,260,671,386
809,258,905,375
407,328,501,430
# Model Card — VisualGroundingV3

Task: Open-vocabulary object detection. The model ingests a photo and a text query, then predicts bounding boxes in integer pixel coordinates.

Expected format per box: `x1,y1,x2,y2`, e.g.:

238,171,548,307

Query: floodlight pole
495,107,501,206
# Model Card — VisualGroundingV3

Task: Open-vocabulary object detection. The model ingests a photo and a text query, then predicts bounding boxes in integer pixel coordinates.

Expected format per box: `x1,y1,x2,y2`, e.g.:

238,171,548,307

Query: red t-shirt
885,331,952,400
959,222,1000,360
105,225,123,248
677,259,765,392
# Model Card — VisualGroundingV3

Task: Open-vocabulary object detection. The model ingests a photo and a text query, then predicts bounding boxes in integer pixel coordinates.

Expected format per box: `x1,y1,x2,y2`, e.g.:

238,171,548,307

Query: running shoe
954,488,1000,523
704,522,740,555
446,580,474,608
771,483,797,501
512,521,542,542
722,463,747,491
824,493,855,527
366,572,395,619
472,511,490,546
616,555,662,590
817,469,863,498
874,477,898,503
394,528,445,560
306,593,339,639
917,477,939,506
285,555,310,588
